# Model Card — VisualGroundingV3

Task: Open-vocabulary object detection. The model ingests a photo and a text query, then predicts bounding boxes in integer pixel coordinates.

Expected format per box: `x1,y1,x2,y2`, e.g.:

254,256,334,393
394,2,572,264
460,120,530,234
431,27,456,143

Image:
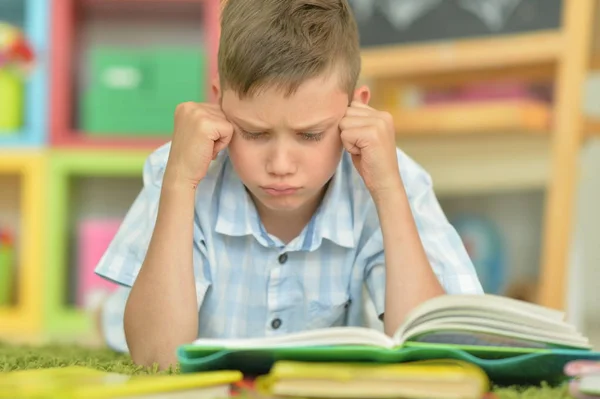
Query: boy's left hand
340,101,402,196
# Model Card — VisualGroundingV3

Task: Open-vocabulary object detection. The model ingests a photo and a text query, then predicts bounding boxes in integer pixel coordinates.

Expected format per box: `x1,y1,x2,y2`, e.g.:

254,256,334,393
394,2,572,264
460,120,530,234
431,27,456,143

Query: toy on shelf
450,214,506,295
0,22,35,132
0,228,16,306
81,47,206,136
76,219,121,312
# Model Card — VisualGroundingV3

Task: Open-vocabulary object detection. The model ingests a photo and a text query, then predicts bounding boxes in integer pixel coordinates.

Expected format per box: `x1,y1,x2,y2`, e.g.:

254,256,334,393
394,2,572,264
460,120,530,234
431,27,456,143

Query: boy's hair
218,0,361,99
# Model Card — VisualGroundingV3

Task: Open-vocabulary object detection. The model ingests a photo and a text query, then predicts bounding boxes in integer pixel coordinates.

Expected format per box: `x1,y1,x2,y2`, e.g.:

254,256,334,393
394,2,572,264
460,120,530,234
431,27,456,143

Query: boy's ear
212,75,221,102
353,85,371,105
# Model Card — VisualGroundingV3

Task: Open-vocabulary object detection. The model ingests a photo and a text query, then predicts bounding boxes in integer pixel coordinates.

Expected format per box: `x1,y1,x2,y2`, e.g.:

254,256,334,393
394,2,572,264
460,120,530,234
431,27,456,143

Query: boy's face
218,71,369,216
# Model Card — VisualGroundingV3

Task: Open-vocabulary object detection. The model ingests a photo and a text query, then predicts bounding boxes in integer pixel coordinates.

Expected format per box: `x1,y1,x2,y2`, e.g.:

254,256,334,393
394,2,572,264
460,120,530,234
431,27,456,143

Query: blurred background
1,0,600,348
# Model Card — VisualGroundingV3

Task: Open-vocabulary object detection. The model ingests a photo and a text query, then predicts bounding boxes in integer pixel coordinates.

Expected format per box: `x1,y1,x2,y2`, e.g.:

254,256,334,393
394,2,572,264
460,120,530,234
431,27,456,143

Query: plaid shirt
95,143,483,352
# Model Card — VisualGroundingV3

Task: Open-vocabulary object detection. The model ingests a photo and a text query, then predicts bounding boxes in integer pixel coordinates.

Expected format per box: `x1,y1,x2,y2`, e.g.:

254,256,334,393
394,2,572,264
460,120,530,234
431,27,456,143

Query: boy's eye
239,130,265,140
300,132,323,141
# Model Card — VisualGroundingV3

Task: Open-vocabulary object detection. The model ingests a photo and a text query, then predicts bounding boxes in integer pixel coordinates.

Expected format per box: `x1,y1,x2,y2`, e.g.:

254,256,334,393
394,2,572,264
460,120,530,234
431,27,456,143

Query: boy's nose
266,144,297,176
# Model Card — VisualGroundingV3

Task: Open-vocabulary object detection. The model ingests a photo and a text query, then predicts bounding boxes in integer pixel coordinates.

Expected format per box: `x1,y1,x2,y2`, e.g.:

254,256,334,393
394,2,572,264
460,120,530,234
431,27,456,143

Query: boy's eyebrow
229,115,337,132
229,116,270,131
291,116,337,132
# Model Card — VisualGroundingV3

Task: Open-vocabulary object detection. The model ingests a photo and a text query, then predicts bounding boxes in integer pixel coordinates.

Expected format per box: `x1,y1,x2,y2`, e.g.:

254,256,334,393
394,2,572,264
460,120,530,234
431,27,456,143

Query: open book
185,294,591,351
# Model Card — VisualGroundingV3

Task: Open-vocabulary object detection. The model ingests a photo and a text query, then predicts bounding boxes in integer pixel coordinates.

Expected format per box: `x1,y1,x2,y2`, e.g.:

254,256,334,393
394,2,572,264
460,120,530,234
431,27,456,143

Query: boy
95,0,483,370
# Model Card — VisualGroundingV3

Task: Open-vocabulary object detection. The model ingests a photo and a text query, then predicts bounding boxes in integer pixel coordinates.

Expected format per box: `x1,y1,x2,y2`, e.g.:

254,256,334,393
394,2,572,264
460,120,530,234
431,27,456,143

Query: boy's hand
166,102,234,189
340,101,402,197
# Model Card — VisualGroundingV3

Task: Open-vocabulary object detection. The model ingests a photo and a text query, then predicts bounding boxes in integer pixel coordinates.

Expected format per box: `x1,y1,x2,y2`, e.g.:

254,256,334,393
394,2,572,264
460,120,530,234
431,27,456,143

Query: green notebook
177,294,600,385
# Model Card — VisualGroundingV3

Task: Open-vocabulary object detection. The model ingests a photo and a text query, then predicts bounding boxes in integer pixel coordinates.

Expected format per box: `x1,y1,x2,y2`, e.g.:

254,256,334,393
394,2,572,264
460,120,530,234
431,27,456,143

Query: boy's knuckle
381,111,393,124
176,102,195,116
375,118,387,131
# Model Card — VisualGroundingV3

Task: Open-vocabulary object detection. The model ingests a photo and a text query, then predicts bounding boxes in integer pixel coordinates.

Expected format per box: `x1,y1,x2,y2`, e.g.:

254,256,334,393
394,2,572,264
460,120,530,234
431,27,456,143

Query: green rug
0,342,574,398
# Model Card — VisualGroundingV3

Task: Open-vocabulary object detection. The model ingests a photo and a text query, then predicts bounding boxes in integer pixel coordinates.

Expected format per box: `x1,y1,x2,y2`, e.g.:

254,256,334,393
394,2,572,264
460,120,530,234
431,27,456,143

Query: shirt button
271,318,282,330
278,253,288,264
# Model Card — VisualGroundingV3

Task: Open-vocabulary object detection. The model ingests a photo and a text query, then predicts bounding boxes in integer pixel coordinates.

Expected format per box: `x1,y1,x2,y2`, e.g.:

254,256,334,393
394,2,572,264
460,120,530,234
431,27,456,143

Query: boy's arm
372,184,445,336
95,144,210,370
341,101,481,336
124,175,199,370
103,103,231,369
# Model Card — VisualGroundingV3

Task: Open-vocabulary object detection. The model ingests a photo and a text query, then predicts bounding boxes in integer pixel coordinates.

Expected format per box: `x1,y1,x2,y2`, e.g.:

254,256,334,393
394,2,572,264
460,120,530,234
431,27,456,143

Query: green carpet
0,342,574,398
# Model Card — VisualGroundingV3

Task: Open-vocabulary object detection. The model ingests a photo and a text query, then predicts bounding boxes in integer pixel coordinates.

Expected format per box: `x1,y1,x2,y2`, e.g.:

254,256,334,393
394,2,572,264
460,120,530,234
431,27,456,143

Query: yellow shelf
0,151,46,338
394,100,551,136
361,31,563,80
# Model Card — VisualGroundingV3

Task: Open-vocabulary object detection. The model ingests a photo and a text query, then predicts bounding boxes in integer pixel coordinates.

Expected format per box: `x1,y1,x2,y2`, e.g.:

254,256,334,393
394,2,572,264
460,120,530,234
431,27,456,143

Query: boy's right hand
165,102,234,189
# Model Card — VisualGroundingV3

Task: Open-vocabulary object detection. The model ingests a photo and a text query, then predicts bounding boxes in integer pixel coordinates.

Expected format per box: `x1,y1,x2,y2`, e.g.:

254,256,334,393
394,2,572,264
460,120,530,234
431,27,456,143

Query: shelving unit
363,0,598,310
45,150,149,339
38,0,220,342
0,151,45,340
0,0,50,147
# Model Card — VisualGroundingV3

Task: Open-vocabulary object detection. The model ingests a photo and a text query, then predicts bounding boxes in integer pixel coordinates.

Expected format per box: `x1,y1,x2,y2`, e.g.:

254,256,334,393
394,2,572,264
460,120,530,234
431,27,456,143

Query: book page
393,294,566,342
190,327,394,349
402,317,588,347
397,323,590,349
404,308,576,335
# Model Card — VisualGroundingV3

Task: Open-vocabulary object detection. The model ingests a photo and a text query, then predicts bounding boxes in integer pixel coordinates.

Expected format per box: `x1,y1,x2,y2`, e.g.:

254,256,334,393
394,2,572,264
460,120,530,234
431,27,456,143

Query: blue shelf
0,0,49,148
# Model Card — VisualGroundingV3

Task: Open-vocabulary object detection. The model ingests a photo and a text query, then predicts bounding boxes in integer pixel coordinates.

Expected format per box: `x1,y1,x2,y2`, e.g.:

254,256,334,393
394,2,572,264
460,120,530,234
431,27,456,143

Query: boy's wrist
163,164,201,193
369,178,406,206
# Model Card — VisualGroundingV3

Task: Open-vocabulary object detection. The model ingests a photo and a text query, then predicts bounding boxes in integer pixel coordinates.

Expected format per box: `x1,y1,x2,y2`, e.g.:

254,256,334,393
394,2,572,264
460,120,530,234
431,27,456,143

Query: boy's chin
256,195,307,212
251,190,320,214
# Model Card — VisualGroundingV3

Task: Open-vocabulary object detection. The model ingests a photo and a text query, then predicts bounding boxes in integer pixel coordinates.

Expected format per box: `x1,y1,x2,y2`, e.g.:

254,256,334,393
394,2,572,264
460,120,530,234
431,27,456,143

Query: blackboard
0,0,25,28
350,0,563,48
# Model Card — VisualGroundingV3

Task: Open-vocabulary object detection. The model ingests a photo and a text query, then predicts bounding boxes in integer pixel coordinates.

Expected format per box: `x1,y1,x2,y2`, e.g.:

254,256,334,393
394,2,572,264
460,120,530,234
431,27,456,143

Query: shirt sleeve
396,148,483,296
94,144,168,287
95,144,212,351
94,143,211,295
361,148,484,318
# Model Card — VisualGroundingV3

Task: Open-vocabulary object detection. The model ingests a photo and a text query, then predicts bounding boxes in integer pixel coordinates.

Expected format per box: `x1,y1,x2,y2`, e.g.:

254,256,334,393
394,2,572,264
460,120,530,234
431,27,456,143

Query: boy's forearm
372,186,445,337
124,175,199,369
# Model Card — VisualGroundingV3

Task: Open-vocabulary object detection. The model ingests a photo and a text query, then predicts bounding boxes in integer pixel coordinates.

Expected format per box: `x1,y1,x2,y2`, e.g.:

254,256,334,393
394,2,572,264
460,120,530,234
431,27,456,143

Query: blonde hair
218,0,361,99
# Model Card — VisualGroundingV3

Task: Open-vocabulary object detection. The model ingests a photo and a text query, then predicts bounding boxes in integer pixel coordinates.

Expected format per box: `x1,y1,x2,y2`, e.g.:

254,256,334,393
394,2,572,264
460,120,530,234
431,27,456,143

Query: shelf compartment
0,0,50,147
45,149,150,339
397,134,550,196
50,0,220,149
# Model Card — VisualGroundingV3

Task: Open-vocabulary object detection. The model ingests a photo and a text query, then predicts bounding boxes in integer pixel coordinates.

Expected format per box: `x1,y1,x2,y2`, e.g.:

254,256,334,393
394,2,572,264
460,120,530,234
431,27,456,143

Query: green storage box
81,47,206,135
0,231,15,305
0,70,24,132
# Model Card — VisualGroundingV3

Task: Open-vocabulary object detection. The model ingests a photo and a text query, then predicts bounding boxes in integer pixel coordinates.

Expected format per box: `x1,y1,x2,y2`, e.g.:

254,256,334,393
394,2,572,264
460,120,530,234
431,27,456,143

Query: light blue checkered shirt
95,142,483,352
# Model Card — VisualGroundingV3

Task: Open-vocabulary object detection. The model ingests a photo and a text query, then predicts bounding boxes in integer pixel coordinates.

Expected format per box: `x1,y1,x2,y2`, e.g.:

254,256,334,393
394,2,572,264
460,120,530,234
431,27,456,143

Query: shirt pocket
306,293,352,329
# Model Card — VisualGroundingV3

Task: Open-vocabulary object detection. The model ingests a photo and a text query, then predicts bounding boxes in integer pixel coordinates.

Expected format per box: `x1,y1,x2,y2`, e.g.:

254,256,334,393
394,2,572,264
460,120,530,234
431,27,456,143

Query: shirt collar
305,154,355,250
214,153,355,250
214,158,272,246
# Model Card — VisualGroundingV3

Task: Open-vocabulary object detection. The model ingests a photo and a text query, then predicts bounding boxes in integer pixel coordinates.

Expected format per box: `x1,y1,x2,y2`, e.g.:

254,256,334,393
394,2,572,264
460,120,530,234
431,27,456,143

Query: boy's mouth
261,185,300,196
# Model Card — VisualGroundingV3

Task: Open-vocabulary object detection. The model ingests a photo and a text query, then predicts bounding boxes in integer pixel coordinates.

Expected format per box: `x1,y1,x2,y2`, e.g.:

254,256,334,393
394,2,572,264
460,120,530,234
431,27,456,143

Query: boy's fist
165,102,234,189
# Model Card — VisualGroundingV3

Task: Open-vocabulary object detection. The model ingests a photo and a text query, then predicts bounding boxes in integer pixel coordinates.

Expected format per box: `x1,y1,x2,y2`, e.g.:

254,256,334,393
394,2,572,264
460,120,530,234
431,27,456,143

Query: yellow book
255,359,489,399
0,366,242,399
